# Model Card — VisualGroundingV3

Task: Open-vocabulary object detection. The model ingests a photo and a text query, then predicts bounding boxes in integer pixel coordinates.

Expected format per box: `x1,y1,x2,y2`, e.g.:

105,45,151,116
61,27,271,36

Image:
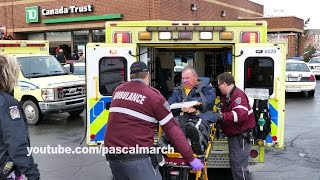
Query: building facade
305,29,320,50
0,0,263,58
0,0,304,58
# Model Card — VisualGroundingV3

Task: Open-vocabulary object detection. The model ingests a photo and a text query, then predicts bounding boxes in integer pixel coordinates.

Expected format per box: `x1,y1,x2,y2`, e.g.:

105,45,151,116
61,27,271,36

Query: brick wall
257,17,304,31
160,0,263,21
0,0,263,36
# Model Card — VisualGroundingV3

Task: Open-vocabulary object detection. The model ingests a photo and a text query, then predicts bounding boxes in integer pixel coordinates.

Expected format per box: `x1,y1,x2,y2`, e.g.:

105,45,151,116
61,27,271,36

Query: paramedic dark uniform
219,86,255,180
0,92,40,180
104,80,195,180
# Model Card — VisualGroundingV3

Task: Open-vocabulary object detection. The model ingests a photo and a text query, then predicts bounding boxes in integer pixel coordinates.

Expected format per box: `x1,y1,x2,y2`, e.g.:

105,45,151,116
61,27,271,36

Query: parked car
307,57,320,77
286,60,316,97
63,61,85,78
286,56,303,61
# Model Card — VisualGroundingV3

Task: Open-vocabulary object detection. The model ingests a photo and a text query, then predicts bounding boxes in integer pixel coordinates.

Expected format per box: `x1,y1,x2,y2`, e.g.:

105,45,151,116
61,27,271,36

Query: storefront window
73,30,89,56
46,32,71,41
74,30,89,44
93,29,105,43
28,33,45,40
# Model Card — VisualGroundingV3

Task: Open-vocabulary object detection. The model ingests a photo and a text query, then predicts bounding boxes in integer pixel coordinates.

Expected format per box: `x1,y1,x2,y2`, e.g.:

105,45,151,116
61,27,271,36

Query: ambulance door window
99,57,127,96
244,57,274,95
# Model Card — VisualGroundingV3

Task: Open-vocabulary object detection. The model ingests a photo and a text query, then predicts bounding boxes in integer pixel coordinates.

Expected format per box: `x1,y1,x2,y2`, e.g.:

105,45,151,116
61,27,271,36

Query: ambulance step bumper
39,97,85,114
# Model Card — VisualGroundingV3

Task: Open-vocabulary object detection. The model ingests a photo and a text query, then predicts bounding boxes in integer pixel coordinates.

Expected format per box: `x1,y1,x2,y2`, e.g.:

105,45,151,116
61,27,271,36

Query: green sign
26,6,40,23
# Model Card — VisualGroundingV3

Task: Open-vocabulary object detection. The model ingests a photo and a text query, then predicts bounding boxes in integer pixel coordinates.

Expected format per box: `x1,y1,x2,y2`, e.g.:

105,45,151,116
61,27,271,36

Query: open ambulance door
86,43,137,145
234,43,286,149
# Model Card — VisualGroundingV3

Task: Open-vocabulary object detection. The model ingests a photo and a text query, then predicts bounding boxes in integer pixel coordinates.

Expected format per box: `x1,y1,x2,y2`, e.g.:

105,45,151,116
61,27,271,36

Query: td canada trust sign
25,5,93,23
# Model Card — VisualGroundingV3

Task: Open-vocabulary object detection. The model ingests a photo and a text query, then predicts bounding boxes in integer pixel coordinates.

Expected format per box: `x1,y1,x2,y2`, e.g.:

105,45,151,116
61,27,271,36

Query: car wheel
68,109,84,117
22,100,42,125
308,90,315,97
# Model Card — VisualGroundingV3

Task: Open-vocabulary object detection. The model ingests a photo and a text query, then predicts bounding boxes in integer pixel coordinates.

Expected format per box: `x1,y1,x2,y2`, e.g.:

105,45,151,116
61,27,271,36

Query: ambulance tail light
90,134,96,140
309,74,316,81
241,32,259,43
113,32,131,43
272,136,278,142
250,150,258,158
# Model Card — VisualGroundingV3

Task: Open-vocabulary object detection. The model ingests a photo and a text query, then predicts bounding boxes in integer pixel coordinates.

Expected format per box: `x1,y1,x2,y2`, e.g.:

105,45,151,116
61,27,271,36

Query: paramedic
216,72,255,180
165,66,217,154
104,61,203,180
0,55,41,180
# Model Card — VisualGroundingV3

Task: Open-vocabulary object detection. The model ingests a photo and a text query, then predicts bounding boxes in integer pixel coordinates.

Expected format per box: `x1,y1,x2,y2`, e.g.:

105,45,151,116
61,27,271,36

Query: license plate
288,77,298,81
286,86,301,92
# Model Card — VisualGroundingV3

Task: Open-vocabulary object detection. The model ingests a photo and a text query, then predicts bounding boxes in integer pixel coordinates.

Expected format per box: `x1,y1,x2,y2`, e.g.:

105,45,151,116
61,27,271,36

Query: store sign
25,5,94,23
25,6,40,23
42,4,94,16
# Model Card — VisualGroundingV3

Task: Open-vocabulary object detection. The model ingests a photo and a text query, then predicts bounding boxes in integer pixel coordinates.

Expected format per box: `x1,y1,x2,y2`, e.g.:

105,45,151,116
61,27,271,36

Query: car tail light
309,74,316,81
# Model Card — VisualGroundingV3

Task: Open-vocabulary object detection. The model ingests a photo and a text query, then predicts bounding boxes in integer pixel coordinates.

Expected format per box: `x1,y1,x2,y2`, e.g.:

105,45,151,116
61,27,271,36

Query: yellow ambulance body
86,21,286,167
0,40,86,125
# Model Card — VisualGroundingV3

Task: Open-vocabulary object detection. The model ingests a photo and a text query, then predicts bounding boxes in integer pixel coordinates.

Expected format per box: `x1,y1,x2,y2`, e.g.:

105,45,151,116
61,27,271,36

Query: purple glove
189,158,204,171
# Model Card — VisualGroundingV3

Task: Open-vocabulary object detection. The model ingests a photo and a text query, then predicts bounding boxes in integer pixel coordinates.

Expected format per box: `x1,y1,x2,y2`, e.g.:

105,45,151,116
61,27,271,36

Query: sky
249,0,319,29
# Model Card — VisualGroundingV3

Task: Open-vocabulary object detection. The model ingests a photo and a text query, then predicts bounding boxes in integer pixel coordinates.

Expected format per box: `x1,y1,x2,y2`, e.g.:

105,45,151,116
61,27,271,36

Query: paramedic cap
130,61,148,74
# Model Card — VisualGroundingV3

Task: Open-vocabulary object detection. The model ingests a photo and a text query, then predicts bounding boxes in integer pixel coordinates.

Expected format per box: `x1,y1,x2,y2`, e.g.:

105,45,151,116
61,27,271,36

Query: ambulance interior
140,47,233,99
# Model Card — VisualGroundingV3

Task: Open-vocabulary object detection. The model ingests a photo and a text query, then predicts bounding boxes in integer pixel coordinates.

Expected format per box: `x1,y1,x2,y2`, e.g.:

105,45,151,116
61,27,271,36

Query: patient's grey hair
0,55,20,93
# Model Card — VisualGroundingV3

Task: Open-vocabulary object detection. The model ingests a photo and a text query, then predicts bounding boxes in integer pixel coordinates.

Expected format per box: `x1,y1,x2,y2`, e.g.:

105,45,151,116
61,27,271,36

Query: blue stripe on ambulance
89,96,112,124
267,103,278,144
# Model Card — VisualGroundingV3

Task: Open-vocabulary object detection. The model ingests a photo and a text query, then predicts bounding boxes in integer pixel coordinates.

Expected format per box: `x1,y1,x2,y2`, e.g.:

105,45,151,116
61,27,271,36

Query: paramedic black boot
186,122,203,154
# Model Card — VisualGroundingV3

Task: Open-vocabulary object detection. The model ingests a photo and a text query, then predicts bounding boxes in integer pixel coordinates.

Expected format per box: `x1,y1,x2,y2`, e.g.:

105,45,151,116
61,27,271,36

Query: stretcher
158,122,216,180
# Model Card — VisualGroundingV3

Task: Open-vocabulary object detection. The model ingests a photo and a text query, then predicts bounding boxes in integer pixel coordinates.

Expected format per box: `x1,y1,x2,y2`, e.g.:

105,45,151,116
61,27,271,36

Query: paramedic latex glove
189,158,204,171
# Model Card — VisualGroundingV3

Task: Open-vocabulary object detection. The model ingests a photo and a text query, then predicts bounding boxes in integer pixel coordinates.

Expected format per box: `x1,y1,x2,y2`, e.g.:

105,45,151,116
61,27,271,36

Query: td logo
26,6,40,23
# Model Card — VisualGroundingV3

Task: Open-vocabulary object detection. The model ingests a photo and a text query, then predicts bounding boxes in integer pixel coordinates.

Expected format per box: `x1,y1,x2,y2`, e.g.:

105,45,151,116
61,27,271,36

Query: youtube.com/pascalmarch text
27,144,174,156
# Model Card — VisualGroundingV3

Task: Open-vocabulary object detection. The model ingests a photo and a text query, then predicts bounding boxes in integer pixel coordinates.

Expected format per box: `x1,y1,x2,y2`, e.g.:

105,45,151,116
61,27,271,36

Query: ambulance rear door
86,43,137,145
234,43,286,148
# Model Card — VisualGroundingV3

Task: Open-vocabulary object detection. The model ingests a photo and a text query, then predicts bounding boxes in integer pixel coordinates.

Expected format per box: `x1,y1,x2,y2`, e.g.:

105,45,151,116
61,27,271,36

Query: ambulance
0,40,86,125
86,21,286,167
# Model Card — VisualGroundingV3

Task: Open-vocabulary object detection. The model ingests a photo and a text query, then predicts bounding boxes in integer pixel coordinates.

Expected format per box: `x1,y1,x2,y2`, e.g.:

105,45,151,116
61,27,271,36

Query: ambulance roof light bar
0,43,46,47
146,26,226,32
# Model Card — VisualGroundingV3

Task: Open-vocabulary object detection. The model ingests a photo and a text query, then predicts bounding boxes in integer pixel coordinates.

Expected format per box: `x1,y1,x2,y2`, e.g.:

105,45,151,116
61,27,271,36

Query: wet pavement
28,80,320,180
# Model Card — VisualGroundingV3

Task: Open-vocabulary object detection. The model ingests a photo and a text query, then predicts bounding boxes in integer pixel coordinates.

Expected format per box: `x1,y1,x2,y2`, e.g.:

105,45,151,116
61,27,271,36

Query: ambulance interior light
245,88,269,100
199,32,213,40
158,32,172,40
